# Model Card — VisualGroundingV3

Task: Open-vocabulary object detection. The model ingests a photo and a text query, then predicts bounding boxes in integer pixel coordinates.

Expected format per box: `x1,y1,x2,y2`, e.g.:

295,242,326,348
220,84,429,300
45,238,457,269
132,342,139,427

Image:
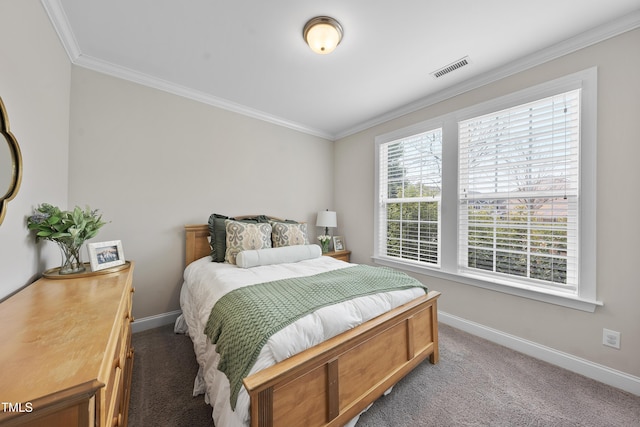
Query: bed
176,217,440,427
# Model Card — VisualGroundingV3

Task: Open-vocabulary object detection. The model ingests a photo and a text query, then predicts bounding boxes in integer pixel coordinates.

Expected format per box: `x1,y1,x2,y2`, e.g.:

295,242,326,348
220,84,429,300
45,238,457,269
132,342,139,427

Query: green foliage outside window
386,181,439,264
466,203,568,284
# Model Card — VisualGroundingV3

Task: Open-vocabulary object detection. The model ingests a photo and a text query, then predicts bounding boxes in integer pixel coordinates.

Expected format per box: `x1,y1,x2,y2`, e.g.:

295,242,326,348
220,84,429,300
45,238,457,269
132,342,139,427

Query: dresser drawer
107,367,123,427
104,295,132,426
0,262,135,427
96,267,135,427
104,326,124,425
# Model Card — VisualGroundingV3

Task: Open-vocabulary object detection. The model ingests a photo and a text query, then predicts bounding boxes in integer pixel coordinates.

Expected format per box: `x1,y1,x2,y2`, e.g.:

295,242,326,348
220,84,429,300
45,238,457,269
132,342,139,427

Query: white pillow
236,244,322,268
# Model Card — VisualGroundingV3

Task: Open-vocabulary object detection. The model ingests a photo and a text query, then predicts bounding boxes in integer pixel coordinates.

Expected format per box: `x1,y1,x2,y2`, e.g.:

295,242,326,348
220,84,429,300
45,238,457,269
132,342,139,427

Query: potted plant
27,203,106,274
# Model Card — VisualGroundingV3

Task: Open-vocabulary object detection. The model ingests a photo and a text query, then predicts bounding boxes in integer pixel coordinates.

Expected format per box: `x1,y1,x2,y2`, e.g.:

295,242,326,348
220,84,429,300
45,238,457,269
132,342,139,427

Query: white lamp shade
316,210,337,228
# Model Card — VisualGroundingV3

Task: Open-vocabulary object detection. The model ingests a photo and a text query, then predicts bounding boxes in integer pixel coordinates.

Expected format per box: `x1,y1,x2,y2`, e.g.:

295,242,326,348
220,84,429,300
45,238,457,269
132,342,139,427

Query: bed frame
185,223,441,427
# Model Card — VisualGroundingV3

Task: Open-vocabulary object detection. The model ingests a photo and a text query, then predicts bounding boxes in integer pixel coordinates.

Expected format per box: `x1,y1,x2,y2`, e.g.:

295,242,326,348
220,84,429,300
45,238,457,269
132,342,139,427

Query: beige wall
334,28,640,376
0,0,71,299
0,0,334,322
2,0,638,384
67,67,334,319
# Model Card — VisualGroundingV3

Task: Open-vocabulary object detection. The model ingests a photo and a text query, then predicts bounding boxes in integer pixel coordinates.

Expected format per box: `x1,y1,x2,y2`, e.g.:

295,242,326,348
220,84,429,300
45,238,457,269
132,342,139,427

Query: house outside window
374,69,598,311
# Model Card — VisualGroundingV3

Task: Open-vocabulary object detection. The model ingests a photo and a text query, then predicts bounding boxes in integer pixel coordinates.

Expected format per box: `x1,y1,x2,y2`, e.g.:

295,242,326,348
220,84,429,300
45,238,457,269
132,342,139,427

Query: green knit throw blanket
204,264,427,409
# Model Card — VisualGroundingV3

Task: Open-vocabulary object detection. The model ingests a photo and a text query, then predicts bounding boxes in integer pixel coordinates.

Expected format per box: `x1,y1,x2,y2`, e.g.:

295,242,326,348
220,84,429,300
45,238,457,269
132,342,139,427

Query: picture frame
87,240,125,271
333,235,345,252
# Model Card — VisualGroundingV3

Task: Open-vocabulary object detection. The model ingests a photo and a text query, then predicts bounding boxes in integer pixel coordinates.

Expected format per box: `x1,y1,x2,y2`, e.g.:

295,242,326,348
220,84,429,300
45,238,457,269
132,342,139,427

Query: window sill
372,256,603,312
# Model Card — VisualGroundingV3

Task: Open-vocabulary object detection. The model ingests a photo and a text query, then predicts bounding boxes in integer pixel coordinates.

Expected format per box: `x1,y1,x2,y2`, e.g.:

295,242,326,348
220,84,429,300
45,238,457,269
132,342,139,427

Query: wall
0,0,71,299
68,67,334,319
334,29,640,378
3,0,637,388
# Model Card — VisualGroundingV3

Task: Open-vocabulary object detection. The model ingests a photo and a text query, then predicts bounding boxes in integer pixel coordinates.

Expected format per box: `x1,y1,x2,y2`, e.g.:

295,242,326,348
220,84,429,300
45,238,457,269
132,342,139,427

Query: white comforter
176,255,425,427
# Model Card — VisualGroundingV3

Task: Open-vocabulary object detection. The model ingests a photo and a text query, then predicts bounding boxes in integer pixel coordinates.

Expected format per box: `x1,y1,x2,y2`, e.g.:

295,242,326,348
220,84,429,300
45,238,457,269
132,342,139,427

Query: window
374,69,598,311
377,129,442,265
459,90,580,293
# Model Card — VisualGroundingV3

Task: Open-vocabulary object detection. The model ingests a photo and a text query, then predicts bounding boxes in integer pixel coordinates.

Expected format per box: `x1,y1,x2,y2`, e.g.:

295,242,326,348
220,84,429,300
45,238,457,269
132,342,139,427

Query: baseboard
132,310,182,333
131,309,639,396
439,311,640,396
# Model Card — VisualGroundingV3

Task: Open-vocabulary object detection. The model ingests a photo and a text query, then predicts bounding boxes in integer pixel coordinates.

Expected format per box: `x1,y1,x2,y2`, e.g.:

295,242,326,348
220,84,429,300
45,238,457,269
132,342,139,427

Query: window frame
377,127,444,267
374,68,600,312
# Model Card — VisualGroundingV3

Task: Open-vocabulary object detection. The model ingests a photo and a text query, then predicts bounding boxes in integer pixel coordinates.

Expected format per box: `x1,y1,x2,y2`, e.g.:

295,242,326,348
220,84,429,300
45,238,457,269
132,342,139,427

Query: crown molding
39,0,334,141
40,0,81,61
41,1,639,142
334,9,640,140
73,53,334,140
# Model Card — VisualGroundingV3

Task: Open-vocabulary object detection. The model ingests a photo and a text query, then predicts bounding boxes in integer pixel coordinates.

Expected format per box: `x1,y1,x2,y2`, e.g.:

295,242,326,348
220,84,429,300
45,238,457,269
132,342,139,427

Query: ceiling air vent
431,56,470,78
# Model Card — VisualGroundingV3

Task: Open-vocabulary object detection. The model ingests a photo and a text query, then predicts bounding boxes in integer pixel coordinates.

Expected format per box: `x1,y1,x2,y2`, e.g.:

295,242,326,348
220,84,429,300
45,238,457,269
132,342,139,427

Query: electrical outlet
603,328,621,349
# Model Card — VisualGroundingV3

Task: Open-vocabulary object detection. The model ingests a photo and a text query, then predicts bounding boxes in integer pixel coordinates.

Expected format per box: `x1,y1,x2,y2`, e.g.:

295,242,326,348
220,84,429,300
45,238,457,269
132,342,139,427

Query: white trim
439,311,640,397
74,55,334,140
131,310,182,333
374,69,599,310
40,0,333,140
335,11,640,140
41,0,640,141
374,255,601,312
40,0,81,61
127,309,640,395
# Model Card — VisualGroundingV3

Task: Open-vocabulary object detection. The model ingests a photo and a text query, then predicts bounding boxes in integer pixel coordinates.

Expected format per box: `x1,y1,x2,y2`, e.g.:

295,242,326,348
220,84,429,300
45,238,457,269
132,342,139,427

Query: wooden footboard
184,223,440,427
243,290,439,427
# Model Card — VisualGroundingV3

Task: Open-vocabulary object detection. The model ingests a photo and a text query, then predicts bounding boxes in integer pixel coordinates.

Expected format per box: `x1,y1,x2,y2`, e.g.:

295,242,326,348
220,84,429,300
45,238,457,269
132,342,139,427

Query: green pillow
208,214,228,262
207,214,271,262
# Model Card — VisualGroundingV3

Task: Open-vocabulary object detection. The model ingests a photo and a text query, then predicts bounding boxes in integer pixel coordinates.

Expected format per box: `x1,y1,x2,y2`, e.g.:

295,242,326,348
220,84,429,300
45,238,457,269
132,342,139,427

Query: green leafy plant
27,203,107,274
27,203,106,245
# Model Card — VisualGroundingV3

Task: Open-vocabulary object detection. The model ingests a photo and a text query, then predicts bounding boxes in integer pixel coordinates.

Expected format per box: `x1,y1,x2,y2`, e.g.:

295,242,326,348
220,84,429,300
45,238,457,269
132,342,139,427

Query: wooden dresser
0,263,135,427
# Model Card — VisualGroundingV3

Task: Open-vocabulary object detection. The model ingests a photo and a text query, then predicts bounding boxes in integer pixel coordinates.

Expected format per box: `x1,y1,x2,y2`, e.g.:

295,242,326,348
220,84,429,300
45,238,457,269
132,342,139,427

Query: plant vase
57,242,86,274
321,239,330,253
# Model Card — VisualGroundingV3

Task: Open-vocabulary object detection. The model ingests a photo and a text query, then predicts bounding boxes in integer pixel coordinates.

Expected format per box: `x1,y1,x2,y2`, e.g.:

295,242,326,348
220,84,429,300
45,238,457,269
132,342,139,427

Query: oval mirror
0,97,22,225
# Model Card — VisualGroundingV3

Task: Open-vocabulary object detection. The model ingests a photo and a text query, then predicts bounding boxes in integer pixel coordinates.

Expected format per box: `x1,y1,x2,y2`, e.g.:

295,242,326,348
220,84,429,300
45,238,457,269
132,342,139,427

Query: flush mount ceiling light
303,16,343,54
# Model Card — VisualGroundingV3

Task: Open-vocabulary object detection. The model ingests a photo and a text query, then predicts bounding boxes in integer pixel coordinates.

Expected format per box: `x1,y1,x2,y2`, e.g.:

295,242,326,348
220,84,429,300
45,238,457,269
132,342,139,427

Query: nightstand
323,250,351,262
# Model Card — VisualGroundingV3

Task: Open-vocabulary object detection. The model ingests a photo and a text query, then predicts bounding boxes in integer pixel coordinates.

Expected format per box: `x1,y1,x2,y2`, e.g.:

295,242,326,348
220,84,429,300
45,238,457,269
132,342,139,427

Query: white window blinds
458,89,580,292
378,129,442,265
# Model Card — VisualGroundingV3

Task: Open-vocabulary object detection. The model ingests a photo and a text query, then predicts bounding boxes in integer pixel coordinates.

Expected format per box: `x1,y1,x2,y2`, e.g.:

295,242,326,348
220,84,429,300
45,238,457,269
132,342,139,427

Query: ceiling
44,1,640,140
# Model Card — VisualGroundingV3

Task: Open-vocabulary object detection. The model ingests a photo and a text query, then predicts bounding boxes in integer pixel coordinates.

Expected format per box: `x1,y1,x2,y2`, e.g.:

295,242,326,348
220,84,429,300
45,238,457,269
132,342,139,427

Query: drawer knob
113,352,125,369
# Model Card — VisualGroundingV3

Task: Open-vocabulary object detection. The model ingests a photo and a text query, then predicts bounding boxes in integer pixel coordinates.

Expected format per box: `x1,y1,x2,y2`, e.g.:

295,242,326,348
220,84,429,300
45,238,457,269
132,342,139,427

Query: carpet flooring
128,323,640,427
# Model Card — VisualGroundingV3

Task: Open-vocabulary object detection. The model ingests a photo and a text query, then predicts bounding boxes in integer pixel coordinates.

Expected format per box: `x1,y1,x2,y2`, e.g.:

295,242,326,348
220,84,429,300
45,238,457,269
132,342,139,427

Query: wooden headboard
184,224,211,266
184,215,288,266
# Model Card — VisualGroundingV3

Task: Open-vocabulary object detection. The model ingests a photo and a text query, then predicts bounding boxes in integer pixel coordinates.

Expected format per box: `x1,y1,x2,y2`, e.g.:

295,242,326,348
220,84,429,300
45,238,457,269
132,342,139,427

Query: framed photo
87,240,125,271
333,236,345,252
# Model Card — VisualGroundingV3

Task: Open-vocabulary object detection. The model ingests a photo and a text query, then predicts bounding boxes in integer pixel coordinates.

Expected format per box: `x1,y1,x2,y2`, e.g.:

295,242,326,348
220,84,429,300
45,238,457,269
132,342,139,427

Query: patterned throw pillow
271,222,309,247
225,220,272,264
208,214,272,262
